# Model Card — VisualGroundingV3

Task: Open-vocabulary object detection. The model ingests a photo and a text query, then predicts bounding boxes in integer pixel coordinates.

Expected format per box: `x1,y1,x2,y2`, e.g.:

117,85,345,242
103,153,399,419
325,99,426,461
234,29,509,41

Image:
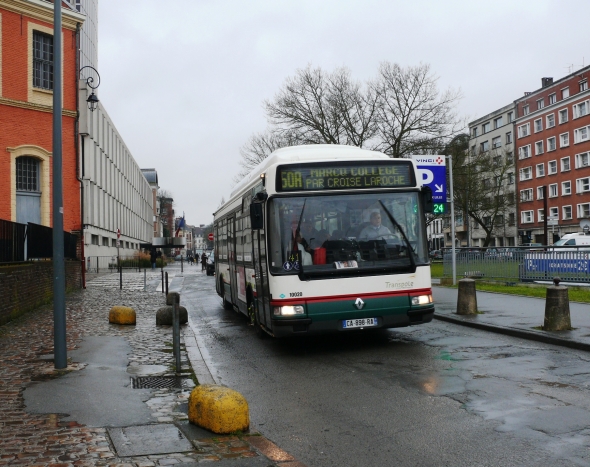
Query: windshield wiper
378,200,416,271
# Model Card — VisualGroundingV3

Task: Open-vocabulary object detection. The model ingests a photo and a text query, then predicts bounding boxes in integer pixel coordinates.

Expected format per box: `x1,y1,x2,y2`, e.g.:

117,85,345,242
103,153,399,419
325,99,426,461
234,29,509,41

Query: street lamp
80,65,101,112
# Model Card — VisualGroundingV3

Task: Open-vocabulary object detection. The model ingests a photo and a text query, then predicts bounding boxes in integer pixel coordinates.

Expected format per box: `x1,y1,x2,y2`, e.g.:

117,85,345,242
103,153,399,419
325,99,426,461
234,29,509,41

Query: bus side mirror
421,186,433,213
250,203,264,230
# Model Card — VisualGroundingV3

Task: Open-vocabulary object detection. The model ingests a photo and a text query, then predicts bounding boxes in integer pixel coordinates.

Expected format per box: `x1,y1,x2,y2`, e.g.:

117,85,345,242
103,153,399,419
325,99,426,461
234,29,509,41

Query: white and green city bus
213,145,434,337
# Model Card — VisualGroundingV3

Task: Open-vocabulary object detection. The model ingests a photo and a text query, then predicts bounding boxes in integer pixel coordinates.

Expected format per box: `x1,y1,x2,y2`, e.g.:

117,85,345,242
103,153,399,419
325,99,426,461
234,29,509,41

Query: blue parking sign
411,155,447,202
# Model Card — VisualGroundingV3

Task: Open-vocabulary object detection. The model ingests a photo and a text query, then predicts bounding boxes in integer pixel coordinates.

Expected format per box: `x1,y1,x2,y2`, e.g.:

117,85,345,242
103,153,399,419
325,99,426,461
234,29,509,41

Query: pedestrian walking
150,248,157,270
201,253,207,271
195,252,200,264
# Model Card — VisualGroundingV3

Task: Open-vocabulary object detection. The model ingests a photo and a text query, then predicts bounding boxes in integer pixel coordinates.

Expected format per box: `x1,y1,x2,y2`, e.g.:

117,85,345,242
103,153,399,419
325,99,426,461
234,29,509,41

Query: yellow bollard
188,384,249,434
109,306,136,325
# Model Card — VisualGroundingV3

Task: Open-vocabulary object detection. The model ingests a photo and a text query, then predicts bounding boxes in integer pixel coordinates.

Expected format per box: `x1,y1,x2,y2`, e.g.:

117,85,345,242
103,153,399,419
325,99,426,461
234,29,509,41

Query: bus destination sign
277,162,415,192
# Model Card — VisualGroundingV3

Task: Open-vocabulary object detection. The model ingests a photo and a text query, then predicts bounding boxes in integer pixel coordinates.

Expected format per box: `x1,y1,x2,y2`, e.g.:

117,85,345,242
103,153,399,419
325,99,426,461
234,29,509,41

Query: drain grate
131,375,192,389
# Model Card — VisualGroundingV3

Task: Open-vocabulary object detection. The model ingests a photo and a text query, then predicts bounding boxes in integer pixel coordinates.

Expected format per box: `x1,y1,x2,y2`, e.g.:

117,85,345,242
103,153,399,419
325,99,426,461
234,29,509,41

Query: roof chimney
542,77,554,88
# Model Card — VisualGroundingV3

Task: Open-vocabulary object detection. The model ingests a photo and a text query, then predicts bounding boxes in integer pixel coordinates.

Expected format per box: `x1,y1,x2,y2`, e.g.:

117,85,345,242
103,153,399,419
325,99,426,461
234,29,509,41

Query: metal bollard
181,256,183,273
165,272,169,296
161,268,164,293
173,301,181,374
144,269,146,291
119,265,123,290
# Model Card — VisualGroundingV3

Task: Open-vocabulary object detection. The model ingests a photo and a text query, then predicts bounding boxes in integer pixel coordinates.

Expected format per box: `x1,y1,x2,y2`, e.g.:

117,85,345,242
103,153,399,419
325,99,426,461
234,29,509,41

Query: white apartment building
457,104,518,247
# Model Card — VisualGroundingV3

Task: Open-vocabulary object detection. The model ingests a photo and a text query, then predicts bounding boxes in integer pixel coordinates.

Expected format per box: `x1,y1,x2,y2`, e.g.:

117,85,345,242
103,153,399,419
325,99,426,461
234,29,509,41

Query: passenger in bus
293,229,313,266
301,221,330,249
358,211,392,241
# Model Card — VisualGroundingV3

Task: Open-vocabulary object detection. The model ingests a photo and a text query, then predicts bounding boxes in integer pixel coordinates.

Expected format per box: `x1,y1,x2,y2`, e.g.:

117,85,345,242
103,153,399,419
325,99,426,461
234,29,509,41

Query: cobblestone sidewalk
0,276,293,467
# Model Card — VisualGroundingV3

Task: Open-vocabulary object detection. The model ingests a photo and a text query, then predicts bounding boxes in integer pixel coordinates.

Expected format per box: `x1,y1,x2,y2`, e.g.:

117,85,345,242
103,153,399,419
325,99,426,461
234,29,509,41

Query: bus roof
230,144,390,198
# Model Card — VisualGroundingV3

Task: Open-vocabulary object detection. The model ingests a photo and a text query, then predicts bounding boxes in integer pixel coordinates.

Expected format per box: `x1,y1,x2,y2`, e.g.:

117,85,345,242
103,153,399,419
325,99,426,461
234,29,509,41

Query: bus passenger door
228,216,238,305
253,229,271,331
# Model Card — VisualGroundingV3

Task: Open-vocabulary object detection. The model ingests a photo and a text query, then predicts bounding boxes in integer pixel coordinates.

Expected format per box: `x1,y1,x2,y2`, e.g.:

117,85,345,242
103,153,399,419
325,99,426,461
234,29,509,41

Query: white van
551,232,590,251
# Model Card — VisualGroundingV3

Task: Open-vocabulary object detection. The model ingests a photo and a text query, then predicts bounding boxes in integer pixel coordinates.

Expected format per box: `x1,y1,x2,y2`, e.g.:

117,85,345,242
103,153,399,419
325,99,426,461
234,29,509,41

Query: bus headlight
273,305,305,316
411,295,433,305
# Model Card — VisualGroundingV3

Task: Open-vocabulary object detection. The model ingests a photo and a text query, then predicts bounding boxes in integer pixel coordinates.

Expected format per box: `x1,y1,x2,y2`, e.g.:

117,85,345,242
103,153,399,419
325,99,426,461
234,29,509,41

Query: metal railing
441,246,590,283
85,255,161,273
0,219,78,262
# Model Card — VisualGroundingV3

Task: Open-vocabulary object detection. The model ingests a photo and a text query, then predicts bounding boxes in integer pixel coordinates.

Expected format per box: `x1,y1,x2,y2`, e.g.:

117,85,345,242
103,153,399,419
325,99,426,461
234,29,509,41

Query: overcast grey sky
97,0,590,226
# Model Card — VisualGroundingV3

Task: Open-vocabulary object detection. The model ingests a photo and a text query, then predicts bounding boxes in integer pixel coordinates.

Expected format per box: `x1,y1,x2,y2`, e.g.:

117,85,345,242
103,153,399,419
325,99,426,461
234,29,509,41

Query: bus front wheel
247,293,266,339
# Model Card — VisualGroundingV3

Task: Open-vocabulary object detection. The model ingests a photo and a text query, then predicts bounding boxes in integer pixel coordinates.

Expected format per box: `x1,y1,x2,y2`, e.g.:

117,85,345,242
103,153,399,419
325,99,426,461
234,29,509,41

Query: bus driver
358,211,392,241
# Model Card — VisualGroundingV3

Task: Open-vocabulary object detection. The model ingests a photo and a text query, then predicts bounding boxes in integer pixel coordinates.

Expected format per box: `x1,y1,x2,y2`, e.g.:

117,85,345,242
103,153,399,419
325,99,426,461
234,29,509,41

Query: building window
549,184,558,197
91,234,99,245
549,93,557,105
492,136,502,148
507,111,514,123
547,137,556,151
508,212,515,225
573,100,589,118
102,237,109,247
521,211,534,223
535,141,544,155
482,122,491,134
576,177,590,193
472,127,478,137
562,180,572,195
577,203,590,218
574,126,590,143
519,145,531,159
537,98,545,110
538,209,545,222
561,156,571,172
111,238,117,247
534,118,543,133
483,216,492,227
537,186,545,200
563,205,572,219
480,141,489,151
576,152,590,168
562,87,570,99
518,123,530,138
506,131,512,144
494,116,503,129
507,172,515,184
520,189,533,202
33,31,54,90
523,105,530,116
519,167,532,181
560,132,569,148
16,157,40,191
536,163,545,177
548,160,558,174
549,207,559,219
546,114,555,128
559,108,568,124
581,80,588,92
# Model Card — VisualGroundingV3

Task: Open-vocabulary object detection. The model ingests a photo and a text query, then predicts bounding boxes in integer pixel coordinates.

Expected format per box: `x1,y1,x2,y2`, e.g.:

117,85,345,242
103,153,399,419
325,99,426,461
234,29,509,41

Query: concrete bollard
188,384,249,434
544,278,571,331
166,292,180,305
109,306,136,325
156,306,188,325
456,278,477,315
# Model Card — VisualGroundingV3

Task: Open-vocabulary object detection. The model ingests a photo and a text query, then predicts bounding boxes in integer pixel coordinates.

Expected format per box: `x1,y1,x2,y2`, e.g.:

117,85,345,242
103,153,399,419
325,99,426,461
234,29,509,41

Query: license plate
343,317,377,329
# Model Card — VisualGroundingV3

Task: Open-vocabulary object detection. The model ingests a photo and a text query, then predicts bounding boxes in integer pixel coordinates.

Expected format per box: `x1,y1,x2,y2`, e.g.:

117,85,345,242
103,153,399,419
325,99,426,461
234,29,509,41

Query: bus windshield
267,192,428,277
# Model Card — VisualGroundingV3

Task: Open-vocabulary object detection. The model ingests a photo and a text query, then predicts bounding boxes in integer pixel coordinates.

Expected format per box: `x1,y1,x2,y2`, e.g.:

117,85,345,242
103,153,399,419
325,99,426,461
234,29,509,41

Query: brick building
0,0,84,231
514,67,590,244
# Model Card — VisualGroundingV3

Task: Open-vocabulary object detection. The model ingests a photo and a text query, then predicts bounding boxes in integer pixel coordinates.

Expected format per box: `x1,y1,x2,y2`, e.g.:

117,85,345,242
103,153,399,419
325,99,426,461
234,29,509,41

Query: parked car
206,251,215,276
429,250,443,260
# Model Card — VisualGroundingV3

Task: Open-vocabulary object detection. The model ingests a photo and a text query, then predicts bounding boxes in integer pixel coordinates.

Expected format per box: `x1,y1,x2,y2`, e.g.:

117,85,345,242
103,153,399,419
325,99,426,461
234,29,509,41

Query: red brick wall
0,261,82,326
0,7,80,231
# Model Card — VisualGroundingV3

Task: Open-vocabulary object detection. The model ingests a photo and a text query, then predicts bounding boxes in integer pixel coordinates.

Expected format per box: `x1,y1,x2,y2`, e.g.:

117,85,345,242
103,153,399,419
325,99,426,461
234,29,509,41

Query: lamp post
80,65,101,111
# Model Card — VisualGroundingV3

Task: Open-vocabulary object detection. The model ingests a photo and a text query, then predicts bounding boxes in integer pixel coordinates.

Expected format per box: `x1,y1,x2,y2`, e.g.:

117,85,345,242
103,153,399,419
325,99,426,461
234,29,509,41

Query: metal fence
85,255,153,273
0,219,78,262
442,246,590,283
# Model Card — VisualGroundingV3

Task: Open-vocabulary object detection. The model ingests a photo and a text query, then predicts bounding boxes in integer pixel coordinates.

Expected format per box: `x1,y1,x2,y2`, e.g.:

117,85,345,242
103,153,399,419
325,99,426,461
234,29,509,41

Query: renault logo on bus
354,298,365,310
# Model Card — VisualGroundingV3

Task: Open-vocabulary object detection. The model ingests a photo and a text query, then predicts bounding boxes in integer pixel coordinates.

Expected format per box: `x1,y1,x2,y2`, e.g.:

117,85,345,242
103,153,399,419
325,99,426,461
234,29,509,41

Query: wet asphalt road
181,271,590,467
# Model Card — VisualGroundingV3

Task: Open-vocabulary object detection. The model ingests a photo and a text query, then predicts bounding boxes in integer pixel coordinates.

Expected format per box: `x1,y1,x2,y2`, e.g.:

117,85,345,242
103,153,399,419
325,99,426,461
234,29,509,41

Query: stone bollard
544,278,571,331
156,306,188,325
166,292,180,305
456,278,477,315
188,384,249,434
109,306,136,325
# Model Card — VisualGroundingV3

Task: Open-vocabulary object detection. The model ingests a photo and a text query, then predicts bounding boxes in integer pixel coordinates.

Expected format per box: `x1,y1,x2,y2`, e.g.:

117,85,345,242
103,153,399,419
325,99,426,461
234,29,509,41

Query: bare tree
449,135,516,247
374,62,463,158
238,62,463,178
